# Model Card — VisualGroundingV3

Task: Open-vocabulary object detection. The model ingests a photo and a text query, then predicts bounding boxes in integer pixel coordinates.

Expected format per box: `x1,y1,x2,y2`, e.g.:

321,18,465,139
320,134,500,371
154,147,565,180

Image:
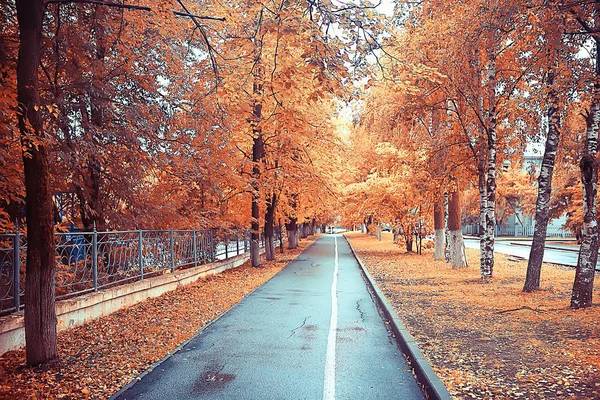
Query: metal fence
462,224,573,238
0,228,276,315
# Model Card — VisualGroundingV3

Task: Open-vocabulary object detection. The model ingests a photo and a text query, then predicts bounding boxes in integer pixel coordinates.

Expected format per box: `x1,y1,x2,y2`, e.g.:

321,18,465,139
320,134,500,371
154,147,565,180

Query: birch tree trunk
434,200,445,260
481,52,497,280
17,0,59,367
524,43,561,292
571,40,600,308
444,192,451,262
448,191,467,268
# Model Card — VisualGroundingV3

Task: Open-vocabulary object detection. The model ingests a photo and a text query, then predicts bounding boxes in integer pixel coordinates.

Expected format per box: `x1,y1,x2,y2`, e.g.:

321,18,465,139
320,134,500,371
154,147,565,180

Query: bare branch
172,10,225,21
45,0,151,11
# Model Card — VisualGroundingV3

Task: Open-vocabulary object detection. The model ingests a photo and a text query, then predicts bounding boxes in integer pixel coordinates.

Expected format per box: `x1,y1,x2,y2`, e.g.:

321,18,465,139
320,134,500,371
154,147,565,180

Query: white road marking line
323,236,339,400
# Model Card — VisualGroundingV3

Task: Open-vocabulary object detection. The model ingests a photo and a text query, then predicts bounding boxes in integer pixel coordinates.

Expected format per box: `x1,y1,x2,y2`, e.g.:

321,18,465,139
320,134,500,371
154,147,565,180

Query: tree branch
45,0,151,11
45,0,226,22
172,10,225,21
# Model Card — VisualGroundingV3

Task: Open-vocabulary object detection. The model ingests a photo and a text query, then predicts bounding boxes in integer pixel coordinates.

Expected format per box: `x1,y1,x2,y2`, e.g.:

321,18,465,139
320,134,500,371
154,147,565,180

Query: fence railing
0,228,278,315
462,224,573,238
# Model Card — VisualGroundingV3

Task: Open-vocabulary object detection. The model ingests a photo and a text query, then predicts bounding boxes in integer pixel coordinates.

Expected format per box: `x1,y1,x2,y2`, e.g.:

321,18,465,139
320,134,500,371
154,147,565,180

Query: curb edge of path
342,234,453,400
109,238,319,400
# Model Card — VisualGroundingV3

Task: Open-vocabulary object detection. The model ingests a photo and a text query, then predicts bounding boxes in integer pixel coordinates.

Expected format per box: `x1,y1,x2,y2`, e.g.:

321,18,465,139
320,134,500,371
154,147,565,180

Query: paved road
116,235,424,400
464,239,600,270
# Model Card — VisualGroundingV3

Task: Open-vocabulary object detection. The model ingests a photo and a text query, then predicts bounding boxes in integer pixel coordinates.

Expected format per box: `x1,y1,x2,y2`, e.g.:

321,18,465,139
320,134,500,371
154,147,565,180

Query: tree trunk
481,51,497,280
278,218,284,253
405,237,413,252
524,47,561,292
434,200,445,260
477,159,491,275
250,45,264,268
365,215,372,234
448,191,467,268
251,132,264,267
571,41,600,308
444,192,451,262
17,0,59,367
299,223,307,238
286,218,298,250
264,193,277,261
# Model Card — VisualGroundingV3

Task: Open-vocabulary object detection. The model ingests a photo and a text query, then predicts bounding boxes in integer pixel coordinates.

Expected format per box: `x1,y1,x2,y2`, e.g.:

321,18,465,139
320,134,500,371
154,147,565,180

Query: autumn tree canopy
4,0,600,367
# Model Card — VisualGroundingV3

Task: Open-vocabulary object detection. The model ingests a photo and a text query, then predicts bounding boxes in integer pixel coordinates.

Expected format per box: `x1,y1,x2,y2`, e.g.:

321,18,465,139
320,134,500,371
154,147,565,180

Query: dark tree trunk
264,193,277,261
250,46,264,267
405,237,413,252
17,0,59,367
571,41,600,308
300,223,308,238
524,50,561,292
286,218,298,250
278,218,284,253
75,158,102,231
251,133,264,267
434,200,444,260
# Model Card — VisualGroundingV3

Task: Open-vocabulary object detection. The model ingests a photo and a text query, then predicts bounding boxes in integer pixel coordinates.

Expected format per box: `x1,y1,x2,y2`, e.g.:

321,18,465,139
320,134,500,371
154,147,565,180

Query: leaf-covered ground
0,238,316,399
345,232,600,400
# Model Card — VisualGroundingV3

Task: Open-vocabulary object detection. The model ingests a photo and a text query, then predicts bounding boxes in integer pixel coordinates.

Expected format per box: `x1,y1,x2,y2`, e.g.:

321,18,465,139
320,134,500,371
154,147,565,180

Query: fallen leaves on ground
0,238,316,399
346,232,600,400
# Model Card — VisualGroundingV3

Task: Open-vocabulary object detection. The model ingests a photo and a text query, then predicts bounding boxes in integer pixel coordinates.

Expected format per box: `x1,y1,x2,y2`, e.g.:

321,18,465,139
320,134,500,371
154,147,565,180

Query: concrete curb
110,238,318,400
342,235,452,400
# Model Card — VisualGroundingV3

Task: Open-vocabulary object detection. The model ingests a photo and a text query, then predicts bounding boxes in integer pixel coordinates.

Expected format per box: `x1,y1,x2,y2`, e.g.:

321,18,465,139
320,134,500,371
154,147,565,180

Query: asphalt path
115,235,424,400
464,239,600,270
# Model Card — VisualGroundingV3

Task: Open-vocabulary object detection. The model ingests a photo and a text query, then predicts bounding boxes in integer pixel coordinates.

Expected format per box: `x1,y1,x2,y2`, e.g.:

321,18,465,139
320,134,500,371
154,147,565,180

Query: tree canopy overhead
4,0,600,367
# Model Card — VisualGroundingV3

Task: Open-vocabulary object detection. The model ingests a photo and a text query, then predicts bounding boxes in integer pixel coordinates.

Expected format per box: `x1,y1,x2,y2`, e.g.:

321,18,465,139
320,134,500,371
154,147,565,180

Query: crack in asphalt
288,316,311,338
293,257,315,275
356,299,366,323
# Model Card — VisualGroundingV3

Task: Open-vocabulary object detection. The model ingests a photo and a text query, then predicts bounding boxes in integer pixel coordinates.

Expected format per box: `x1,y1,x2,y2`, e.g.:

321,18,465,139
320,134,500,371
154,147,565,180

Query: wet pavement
115,235,425,400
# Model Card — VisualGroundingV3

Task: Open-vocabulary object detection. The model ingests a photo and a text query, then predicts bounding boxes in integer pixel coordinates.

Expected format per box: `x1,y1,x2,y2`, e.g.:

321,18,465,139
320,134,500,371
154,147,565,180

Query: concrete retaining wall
0,252,255,356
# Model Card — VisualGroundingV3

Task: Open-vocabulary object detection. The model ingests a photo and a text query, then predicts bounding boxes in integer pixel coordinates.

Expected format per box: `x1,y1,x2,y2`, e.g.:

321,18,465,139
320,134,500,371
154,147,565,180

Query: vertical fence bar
139,230,144,280
170,230,175,273
236,234,240,255
92,226,98,290
209,229,215,262
193,230,198,267
225,234,228,259
13,233,20,311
